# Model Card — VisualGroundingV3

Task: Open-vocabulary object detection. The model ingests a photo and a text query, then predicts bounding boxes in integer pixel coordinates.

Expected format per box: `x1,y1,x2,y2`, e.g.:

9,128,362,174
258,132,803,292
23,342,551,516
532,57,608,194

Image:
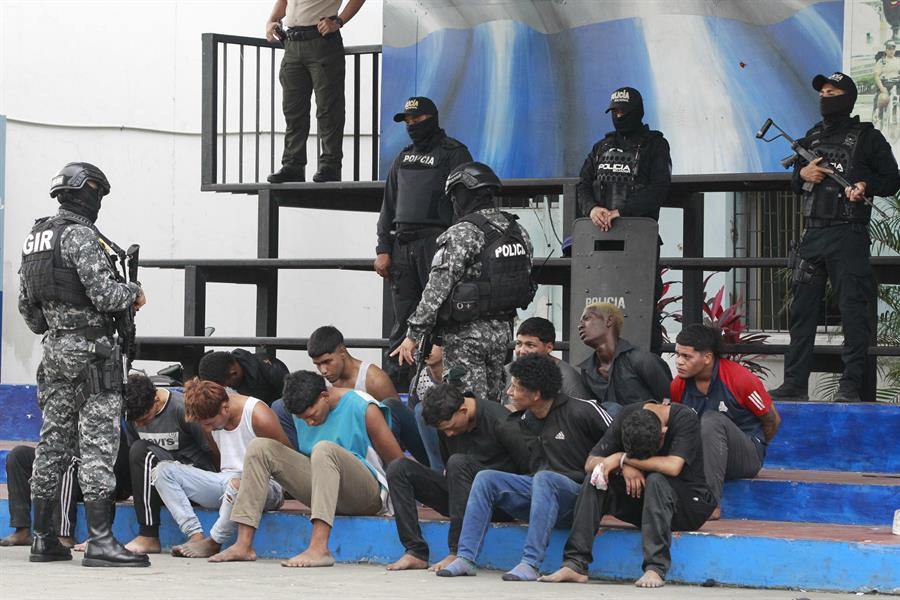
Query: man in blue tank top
209,371,404,567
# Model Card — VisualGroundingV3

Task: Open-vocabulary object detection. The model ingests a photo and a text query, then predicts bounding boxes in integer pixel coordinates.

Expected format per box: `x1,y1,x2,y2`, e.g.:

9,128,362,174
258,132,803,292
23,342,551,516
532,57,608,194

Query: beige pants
231,438,382,528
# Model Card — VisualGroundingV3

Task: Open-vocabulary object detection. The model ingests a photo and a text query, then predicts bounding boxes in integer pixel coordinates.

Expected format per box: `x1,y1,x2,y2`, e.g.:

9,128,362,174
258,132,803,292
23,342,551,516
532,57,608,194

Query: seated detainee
198,349,288,406
152,378,290,558
121,373,216,554
209,371,403,567
671,324,781,517
385,383,530,572
540,401,716,588
437,354,613,581
504,317,592,405
273,325,428,464
577,302,671,408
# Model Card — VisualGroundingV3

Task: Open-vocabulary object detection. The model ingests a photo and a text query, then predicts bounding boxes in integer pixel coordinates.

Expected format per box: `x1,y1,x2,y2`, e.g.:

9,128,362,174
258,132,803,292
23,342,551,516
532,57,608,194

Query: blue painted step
0,386,40,442
721,469,900,526
0,499,896,593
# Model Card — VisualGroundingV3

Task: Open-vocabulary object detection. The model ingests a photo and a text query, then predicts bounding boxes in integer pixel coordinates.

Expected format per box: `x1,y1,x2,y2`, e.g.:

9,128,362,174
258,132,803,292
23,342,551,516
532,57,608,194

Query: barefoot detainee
209,370,403,566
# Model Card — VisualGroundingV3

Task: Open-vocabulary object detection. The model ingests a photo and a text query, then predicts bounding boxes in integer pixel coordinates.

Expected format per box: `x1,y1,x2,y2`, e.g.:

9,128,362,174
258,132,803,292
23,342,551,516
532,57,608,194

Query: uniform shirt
591,402,711,501
284,0,342,27
791,115,900,199
437,397,530,474
578,338,672,405
125,390,214,471
575,125,672,220
18,209,139,333
231,349,289,405
376,132,472,254
670,358,772,458
513,394,614,484
405,207,533,342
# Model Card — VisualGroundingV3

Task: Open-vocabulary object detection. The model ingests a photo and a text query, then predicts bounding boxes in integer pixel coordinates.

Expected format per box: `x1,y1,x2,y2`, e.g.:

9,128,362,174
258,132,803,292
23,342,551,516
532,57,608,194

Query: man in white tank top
152,379,293,558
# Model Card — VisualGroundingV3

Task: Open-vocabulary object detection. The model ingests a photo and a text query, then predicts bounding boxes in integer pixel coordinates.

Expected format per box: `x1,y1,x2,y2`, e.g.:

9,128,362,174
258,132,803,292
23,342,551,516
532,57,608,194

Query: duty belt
394,227,445,244
285,26,327,41
804,218,859,228
48,324,115,340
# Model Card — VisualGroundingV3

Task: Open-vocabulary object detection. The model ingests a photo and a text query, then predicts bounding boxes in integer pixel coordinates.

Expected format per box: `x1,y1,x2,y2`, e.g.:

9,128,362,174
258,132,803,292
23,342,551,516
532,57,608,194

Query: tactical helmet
445,161,502,194
49,162,110,198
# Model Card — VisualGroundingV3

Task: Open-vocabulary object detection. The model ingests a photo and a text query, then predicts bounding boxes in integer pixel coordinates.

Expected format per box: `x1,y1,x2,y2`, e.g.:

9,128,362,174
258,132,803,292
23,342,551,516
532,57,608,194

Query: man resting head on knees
540,400,715,587
153,378,290,558
209,370,404,567
385,383,530,572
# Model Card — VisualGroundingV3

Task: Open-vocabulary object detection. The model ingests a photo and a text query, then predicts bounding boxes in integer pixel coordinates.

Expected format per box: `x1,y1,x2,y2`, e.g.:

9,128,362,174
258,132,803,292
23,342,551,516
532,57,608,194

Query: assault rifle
755,118,888,218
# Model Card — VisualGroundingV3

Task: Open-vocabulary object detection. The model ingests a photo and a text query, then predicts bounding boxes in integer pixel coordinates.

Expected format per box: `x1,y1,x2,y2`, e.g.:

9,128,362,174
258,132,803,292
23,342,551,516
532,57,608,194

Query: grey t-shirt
125,390,214,471
503,357,592,405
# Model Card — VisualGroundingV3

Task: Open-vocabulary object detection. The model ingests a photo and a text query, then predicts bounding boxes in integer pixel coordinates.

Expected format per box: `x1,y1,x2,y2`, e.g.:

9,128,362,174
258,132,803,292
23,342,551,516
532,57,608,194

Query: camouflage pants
31,335,122,502
442,319,512,403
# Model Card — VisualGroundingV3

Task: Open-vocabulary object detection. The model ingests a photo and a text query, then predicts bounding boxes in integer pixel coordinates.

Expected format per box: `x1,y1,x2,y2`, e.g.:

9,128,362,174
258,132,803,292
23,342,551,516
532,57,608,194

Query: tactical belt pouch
449,282,481,322
789,241,818,286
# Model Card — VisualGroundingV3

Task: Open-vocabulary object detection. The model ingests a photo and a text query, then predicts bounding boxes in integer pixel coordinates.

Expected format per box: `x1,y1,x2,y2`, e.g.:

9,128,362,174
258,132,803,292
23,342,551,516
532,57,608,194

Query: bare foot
386,553,428,571
58,536,75,548
281,548,335,568
538,566,589,583
209,544,257,563
635,570,665,588
73,542,86,552
428,553,456,572
124,535,162,554
172,537,221,558
708,506,721,521
0,529,33,546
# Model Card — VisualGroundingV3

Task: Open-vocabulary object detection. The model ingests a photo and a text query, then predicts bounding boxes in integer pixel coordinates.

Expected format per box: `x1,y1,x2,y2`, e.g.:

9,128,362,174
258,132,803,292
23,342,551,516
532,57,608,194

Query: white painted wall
1,0,386,384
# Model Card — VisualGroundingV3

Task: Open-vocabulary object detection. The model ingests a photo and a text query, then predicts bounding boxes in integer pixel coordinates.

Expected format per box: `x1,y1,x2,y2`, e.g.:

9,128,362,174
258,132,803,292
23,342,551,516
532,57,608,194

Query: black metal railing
201,33,381,188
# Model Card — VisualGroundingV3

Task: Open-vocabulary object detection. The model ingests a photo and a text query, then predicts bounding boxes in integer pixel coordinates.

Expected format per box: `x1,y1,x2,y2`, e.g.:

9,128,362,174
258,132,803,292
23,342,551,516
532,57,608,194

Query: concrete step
721,468,900,526
0,494,896,593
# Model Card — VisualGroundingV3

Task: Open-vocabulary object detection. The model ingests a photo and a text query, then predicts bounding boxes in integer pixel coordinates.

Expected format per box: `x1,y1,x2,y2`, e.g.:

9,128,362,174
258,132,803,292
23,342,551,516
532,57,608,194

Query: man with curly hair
120,373,215,554
437,354,613,581
540,401,715,588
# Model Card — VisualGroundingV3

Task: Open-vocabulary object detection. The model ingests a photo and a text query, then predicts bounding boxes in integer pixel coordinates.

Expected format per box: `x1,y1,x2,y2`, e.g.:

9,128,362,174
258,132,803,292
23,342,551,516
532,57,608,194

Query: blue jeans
456,470,580,568
152,462,283,543
414,402,444,472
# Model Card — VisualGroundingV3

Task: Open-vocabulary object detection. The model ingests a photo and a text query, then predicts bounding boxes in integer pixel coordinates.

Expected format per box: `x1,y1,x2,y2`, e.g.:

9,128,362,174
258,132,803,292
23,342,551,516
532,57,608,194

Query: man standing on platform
576,87,671,353
375,97,473,389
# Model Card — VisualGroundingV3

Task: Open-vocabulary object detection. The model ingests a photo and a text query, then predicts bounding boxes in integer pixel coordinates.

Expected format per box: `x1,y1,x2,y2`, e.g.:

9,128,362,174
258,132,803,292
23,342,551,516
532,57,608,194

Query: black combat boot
29,497,72,562
82,499,150,567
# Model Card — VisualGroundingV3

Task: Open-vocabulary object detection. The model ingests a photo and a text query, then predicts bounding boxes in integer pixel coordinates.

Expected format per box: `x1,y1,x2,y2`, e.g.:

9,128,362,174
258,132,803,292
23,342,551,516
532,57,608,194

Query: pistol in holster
77,341,124,409
789,240,818,286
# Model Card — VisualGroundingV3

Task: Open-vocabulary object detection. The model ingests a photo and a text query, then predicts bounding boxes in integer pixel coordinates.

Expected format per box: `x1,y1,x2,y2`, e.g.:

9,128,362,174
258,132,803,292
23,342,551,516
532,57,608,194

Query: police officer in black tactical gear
19,162,149,567
769,72,900,403
392,161,535,405
375,97,473,388
576,87,672,355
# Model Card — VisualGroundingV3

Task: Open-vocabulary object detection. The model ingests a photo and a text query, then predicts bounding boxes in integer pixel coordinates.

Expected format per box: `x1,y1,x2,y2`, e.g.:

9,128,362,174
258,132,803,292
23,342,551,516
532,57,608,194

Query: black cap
812,72,857,96
393,96,438,122
605,87,643,113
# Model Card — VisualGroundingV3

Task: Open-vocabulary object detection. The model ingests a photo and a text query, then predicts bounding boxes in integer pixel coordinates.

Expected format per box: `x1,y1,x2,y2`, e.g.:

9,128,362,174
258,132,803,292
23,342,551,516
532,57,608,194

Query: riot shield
569,217,659,365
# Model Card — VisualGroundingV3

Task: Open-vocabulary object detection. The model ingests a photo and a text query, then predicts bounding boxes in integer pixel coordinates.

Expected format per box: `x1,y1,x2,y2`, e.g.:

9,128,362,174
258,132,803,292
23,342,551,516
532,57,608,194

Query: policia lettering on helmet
18,163,150,567
391,162,535,404
576,87,672,355
769,73,900,403
375,97,473,388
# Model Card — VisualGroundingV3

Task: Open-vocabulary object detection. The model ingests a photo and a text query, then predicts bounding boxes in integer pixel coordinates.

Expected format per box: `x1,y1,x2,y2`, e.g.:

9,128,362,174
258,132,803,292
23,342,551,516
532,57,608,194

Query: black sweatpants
128,439,174,538
561,472,714,578
386,454,484,561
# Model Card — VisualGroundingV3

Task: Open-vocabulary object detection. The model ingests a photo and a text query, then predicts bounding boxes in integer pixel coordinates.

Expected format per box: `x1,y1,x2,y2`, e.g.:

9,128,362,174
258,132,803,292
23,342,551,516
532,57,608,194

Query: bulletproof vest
394,140,455,227
592,130,661,211
20,215,93,306
803,121,871,223
443,212,535,323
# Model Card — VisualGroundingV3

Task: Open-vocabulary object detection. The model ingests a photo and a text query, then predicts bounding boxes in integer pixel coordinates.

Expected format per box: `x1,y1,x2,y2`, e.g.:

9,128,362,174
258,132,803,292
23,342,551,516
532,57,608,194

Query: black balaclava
450,186,494,222
612,106,645,135
59,186,103,223
608,87,646,135
820,92,856,121
407,114,442,150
